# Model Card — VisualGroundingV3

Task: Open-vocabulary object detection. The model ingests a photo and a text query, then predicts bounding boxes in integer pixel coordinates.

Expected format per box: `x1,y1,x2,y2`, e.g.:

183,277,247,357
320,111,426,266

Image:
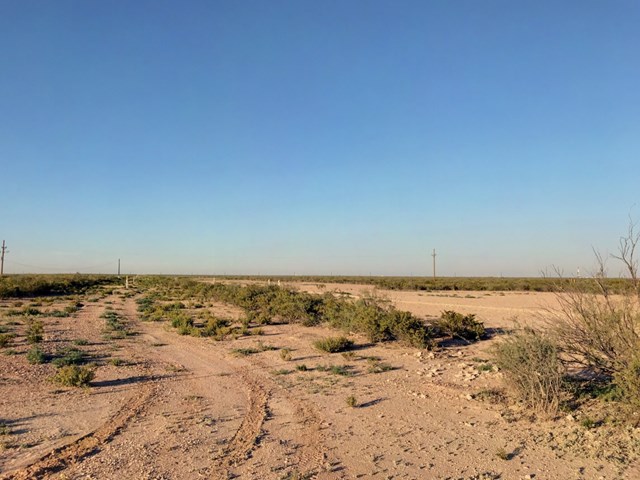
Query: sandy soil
1,284,638,479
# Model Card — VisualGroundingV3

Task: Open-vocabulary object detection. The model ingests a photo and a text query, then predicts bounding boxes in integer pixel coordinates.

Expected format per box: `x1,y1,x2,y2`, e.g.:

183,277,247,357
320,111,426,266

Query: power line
1,240,7,276
432,248,437,279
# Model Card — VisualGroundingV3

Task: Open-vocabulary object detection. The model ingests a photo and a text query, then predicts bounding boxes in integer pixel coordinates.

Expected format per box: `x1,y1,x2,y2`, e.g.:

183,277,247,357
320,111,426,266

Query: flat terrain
1,283,639,479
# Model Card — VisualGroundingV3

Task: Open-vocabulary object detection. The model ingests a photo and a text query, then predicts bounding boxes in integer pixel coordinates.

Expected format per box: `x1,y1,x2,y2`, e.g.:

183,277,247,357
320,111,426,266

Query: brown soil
1,284,639,479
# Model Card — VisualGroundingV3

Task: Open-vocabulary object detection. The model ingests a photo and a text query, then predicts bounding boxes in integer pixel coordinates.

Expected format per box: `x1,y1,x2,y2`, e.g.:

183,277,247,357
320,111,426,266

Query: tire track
1,382,158,480
210,367,270,479
244,356,340,479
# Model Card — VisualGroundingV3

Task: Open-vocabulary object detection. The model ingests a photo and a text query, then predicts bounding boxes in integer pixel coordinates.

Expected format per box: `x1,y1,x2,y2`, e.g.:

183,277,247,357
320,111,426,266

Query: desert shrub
367,358,393,374
53,365,95,387
169,312,193,330
550,289,640,376
546,222,640,415
272,368,292,375
346,395,358,408
64,303,81,314
0,333,14,348
27,346,47,364
612,354,640,413
436,310,485,341
492,327,563,415
328,365,353,376
101,311,133,339
53,347,86,367
270,289,321,324
280,348,292,361
26,319,44,343
231,347,260,357
349,297,393,342
136,295,157,315
200,317,230,338
314,336,354,353
382,310,433,348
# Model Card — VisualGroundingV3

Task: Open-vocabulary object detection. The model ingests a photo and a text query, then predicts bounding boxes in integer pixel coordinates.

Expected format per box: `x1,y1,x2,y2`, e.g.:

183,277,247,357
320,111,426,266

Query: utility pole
0,240,6,276
118,259,121,276
431,248,437,279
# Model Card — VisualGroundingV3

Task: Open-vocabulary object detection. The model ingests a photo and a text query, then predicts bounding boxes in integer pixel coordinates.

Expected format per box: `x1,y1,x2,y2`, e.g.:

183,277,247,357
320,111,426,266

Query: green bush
22,306,42,316
436,310,485,341
53,347,86,367
26,319,44,343
200,317,229,337
314,336,354,353
0,333,15,348
27,346,47,364
492,327,563,415
613,354,640,413
53,365,95,387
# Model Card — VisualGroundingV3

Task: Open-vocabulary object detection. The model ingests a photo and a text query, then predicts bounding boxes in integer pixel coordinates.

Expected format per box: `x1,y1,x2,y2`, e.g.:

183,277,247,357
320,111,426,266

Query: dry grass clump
493,327,563,415
313,336,354,353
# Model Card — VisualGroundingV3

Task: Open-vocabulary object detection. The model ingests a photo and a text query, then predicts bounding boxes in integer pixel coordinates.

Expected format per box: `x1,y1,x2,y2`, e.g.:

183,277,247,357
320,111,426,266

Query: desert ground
1,280,639,479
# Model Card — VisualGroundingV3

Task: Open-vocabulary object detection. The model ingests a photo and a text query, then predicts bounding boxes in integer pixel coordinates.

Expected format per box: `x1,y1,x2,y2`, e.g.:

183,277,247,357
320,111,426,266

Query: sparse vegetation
0,333,15,348
280,348,292,361
53,347,87,367
346,395,358,408
313,336,354,353
231,347,260,357
272,368,292,375
102,311,131,339
0,274,114,299
366,358,393,374
317,364,353,376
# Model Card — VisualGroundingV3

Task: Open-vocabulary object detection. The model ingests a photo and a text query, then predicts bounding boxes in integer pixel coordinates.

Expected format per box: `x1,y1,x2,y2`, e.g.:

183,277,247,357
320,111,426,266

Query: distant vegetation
134,276,486,349
199,275,635,294
0,274,116,298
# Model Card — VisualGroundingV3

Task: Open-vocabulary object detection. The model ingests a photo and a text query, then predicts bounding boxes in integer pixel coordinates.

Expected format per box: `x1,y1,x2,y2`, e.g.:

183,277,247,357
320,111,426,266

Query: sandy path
51,298,334,480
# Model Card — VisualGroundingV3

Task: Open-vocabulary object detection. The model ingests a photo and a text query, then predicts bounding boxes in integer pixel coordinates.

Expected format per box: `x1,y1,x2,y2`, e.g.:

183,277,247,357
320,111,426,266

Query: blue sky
1,1,639,276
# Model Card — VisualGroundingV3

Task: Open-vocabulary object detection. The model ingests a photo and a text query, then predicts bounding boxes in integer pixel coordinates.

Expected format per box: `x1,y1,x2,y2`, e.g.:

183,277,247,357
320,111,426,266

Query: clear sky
1,1,639,276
